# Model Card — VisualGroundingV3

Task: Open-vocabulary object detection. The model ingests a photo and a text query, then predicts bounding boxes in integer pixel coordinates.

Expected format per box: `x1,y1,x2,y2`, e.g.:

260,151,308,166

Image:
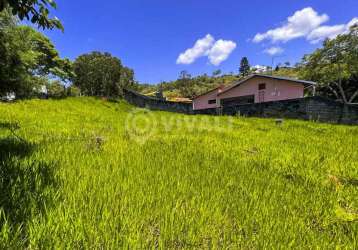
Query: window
258,83,266,90
208,99,216,104
221,95,255,106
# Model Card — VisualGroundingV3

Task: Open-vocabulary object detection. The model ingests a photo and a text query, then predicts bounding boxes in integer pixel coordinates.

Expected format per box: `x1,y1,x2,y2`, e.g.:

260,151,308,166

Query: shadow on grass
0,137,58,246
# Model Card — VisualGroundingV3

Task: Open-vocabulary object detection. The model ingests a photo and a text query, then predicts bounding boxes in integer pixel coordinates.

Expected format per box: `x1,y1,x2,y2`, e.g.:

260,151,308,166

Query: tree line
139,62,296,101
0,2,135,99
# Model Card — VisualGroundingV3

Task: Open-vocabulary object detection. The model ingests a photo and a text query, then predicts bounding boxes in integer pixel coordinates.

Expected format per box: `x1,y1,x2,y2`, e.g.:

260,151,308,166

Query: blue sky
42,0,358,84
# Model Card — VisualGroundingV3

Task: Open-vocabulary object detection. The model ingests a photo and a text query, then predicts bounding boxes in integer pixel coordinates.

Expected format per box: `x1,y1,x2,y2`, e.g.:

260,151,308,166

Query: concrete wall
199,96,358,125
218,76,305,104
123,88,193,114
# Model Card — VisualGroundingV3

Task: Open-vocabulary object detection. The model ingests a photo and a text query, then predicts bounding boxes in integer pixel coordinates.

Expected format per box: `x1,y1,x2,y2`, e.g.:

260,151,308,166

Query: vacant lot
0,98,357,248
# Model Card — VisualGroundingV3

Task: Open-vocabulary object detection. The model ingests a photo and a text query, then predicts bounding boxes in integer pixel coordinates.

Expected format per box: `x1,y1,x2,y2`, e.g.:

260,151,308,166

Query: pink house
192,74,316,110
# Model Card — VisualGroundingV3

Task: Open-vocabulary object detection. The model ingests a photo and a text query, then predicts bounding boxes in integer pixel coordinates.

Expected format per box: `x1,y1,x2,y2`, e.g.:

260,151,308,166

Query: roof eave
192,86,223,99
218,74,316,96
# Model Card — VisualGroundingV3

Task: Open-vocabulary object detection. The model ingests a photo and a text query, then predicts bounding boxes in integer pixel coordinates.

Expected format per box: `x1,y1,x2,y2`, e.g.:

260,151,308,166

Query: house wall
192,89,220,110
218,76,304,104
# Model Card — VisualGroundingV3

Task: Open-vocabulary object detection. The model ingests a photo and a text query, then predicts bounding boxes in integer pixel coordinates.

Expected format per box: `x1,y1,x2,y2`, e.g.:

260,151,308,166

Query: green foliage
175,70,195,98
66,85,80,97
132,83,157,95
46,80,65,98
0,98,357,248
299,25,358,103
140,72,242,100
50,58,74,84
0,10,72,98
0,10,26,96
14,26,67,76
272,67,299,78
0,1,63,30
212,69,222,77
239,56,250,76
72,51,134,97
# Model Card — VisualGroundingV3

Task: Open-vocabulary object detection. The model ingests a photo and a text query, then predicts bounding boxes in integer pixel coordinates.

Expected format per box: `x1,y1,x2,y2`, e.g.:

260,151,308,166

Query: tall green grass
0,97,357,248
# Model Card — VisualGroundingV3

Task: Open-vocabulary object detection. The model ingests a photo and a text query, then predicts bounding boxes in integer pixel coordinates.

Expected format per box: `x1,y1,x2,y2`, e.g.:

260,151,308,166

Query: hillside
137,67,301,101
0,98,357,248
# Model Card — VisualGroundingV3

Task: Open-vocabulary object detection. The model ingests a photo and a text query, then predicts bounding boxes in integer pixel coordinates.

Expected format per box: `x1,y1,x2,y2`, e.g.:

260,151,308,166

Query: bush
47,81,66,98
66,86,81,97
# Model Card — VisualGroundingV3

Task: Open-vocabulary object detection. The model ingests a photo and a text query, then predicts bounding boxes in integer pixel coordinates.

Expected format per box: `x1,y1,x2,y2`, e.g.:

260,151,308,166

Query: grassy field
0,97,357,248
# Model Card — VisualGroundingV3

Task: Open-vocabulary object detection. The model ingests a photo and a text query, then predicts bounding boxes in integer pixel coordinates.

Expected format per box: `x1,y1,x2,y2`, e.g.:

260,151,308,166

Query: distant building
251,65,270,73
170,97,192,103
192,74,316,110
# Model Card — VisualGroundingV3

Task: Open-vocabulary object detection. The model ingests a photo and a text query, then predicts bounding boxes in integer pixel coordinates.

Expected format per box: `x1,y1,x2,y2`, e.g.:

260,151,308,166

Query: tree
15,25,71,77
175,70,196,98
72,52,134,97
0,10,23,96
0,1,63,30
299,25,358,104
239,57,250,76
67,85,80,97
0,11,43,97
0,10,70,97
120,66,135,90
50,58,74,84
46,80,65,98
212,69,221,77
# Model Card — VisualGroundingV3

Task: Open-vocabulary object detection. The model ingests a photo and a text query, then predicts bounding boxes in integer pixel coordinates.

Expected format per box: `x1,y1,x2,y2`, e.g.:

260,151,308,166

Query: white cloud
176,34,236,65
307,25,346,43
307,17,358,43
253,7,358,44
176,34,215,64
347,17,358,29
264,46,284,56
207,40,237,66
253,7,328,43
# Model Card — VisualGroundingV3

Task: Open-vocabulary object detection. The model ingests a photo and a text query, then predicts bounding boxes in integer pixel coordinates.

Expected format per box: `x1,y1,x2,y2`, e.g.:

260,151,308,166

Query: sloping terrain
0,98,357,248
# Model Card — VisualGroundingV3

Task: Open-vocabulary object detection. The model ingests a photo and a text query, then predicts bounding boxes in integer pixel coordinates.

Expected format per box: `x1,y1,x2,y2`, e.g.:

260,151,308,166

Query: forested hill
135,67,300,101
